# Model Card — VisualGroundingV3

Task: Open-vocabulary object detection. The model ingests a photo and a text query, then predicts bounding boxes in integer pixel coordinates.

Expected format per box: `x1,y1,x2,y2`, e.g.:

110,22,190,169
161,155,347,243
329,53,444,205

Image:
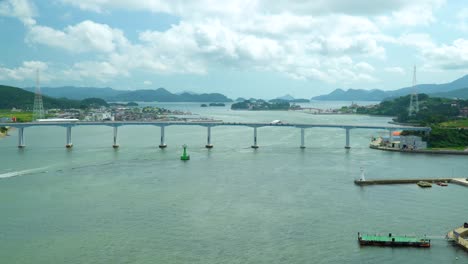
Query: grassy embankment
0,110,33,138
439,119,468,128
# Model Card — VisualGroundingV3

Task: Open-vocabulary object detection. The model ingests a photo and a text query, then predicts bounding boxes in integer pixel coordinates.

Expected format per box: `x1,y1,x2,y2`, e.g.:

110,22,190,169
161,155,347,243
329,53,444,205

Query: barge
358,232,431,248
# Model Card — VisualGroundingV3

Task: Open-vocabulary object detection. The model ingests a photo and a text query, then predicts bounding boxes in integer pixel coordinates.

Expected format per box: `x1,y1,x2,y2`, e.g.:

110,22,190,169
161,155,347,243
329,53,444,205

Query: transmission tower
32,69,45,121
408,65,419,117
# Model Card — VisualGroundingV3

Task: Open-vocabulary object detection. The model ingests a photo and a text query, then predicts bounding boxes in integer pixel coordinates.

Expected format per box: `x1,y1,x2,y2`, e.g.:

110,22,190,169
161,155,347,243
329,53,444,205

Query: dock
447,225,468,251
358,232,430,248
354,178,468,187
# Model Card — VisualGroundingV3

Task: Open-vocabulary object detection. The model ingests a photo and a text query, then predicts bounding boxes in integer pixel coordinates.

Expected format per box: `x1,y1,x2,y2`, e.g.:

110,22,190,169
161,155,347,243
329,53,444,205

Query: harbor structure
358,232,430,248
447,224,468,251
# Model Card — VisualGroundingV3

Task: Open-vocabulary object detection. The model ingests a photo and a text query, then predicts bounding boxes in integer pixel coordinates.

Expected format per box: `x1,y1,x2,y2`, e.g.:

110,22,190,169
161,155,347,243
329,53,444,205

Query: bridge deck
0,121,431,131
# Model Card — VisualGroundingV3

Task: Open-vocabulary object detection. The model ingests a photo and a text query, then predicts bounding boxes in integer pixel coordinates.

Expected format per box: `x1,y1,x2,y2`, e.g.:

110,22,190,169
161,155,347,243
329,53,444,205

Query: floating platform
354,178,468,187
358,233,430,248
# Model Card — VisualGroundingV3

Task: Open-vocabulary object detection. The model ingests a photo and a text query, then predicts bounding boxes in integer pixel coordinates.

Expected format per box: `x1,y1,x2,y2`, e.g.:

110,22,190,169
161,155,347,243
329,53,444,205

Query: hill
23,86,126,100
0,85,108,109
24,86,233,102
109,88,232,102
312,88,387,101
312,74,468,101
430,87,468,99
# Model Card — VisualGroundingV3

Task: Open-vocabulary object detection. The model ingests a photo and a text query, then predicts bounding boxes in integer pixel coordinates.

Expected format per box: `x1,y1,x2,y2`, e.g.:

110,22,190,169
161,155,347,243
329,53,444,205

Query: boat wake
0,167,48,179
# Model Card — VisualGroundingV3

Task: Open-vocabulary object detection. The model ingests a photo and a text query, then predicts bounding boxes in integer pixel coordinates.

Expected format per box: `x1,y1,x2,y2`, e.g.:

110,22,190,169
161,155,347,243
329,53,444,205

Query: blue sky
0,0,467,98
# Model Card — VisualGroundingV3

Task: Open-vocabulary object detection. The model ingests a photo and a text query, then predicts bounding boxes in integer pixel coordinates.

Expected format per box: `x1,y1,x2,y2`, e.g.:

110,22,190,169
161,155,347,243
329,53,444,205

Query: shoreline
369,145,468,155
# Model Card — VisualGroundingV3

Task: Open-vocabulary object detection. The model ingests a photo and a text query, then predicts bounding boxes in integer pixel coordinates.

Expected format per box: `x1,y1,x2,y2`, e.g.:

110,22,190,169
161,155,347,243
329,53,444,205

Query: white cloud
422,39,468,70
384,67,405,75
63,61,129,82
143,80,152,86
355,62,375,72
9,0,450,87
0,61,50,81
26,20,129,53
0,0,36,26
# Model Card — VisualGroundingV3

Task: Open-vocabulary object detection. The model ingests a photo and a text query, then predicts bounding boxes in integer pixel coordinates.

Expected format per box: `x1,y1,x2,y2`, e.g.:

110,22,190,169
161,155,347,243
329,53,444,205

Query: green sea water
1,103,467,263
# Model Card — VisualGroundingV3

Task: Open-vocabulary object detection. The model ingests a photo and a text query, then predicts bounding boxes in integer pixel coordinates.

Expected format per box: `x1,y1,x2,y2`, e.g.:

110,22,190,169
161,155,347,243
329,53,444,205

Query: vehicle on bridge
37,118,79,122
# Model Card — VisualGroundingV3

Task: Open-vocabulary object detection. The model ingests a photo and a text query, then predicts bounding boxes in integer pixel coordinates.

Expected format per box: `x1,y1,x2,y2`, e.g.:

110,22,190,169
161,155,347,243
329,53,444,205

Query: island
231,100,299,110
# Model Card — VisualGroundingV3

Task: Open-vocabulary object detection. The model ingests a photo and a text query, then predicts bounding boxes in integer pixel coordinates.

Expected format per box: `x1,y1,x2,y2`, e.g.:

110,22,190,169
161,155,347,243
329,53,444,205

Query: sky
0,0,467,99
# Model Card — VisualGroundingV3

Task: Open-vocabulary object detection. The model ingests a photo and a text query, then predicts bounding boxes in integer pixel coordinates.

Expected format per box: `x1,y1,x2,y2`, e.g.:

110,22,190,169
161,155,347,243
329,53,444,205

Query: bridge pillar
66,126,73,148
112,126,119,148
159,126,167,148
300,128,306,148
206,126,213,148
251,127,259,149
18,127,25,148
345,128,351,149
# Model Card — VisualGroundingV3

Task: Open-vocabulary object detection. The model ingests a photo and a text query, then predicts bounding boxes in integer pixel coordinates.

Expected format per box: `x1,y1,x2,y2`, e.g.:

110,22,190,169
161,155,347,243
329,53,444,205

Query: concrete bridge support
300,128,306,149
66,126,73,148
252,127,259,149
345,128,351,149
112,126,119,148
159,126,167,148
18,127,25,148
206,126,213,148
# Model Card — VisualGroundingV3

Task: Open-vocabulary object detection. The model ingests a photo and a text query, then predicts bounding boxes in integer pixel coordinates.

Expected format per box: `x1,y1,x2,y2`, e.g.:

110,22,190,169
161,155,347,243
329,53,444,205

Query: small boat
417,181,432,188
436,182,448,186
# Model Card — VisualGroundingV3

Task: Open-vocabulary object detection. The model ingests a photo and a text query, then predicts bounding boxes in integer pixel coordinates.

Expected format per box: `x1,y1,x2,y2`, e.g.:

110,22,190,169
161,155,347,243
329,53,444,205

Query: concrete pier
112,126,119,148
354,178,468,187
206,126,213,148
345,128,351,149
251,127,259,149
65,126,73,148
300,128,305,149
159,126,167,148
18,127,25,148
447,225,468,251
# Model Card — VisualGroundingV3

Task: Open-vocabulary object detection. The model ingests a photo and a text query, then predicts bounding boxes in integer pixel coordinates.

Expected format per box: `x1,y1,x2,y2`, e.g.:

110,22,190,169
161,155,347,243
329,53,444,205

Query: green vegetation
357,94,468,125
360,94,468,149
79,98,109,109
0,110,33,122
231,100,291,110
439,119,468,128
401,128,468,149
0,85,111,111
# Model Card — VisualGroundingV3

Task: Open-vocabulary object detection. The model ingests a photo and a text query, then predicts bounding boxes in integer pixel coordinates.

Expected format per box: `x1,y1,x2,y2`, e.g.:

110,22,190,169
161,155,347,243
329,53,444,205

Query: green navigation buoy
181,144,190,161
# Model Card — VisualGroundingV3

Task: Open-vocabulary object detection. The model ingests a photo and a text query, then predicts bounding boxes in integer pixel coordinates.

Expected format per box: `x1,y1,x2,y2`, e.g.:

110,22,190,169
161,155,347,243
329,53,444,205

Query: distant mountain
23,86,126,100
276,94,295,101
312,88,387,101
272,94,309,103
430,87,468,99
312,74,468,101
23,86,233,102
109,88,233,102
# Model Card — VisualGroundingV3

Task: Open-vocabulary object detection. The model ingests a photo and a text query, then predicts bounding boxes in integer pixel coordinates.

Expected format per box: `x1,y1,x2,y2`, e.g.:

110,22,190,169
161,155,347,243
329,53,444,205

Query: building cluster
2,105,192,122
371,134,427,150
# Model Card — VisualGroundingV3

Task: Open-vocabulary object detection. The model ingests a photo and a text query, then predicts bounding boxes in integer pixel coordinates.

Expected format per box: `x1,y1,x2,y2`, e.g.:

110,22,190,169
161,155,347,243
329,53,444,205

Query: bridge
0,121,431,149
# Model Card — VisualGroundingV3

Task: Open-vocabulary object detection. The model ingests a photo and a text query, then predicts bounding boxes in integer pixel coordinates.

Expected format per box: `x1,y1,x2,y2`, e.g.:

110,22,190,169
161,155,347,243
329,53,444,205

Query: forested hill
356,94,468,124
0,85,107,109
